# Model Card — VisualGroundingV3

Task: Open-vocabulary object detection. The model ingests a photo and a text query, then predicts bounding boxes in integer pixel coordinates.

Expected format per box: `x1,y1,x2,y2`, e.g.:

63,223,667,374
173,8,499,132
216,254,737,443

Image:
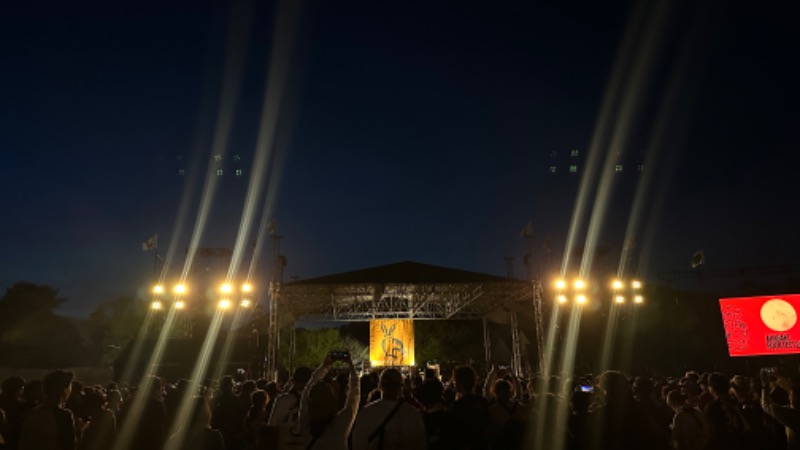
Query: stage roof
277,261,534,324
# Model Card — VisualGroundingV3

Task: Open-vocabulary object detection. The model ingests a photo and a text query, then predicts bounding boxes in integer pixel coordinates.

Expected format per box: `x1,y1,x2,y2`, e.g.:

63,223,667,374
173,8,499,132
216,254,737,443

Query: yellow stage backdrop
369,319,415,367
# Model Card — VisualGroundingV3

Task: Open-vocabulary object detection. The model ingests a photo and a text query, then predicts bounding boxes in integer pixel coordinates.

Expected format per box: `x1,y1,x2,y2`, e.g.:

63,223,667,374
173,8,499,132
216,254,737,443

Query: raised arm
298,355,332,429
340,353,361,430
483,365,497,400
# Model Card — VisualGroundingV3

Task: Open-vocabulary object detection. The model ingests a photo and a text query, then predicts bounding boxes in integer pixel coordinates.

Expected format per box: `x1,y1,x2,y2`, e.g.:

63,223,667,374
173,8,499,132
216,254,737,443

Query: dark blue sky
2,0,799,317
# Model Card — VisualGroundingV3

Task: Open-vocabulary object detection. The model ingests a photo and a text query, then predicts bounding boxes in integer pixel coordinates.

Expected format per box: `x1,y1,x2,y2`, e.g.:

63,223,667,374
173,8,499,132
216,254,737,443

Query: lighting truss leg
289,323,296,377
482,318,492,370
532,279,545,374
510,311,522,379
266,290,278,381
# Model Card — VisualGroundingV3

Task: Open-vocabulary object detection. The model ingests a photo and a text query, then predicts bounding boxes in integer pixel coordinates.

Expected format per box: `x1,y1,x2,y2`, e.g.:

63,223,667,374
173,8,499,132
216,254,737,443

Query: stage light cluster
150,281,255,311
552,277,645,305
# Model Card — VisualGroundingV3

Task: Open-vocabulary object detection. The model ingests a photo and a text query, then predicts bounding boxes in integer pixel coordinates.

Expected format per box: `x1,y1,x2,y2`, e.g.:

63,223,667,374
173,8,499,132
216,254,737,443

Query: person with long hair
299,351,360,450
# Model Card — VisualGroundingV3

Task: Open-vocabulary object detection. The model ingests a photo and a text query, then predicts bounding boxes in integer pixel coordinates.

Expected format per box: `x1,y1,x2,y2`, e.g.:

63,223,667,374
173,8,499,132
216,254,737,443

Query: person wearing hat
351,368,427,450
19,370,76,450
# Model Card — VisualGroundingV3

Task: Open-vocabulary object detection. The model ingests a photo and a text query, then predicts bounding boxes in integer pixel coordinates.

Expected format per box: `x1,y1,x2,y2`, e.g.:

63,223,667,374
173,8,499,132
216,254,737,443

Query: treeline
0,282,490,373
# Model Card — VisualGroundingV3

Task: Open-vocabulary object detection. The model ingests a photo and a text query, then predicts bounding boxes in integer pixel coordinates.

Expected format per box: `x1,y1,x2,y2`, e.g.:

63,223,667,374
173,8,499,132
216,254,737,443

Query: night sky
2,0,799,317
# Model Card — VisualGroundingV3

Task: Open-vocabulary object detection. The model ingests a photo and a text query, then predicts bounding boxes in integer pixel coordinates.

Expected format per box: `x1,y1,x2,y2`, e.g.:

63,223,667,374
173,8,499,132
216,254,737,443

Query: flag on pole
520,221,533,238
268,220,277,236
142,234,158,251
691,250,705,268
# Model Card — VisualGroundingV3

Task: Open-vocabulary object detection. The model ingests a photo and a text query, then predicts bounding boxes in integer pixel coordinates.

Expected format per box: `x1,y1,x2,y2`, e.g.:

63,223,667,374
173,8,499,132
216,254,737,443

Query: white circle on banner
761,298,797,332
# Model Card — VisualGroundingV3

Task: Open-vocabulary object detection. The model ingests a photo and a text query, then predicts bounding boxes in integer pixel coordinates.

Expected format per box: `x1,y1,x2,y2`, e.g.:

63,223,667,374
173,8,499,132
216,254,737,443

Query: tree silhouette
0,282,88,367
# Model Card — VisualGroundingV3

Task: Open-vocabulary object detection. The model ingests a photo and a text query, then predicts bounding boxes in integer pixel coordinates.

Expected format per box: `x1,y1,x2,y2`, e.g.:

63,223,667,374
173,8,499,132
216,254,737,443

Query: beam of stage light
211,305,250,382
597,303,622,374
181,0,254,282
618,10,702,278
559,0,655,278
113,302,181,450
549,307,583,450
245,65,300,280
208,282,251,382
615,307,641,374
227,0,304,282
247,171,283,281
153,0,253,295
579,0,672,279
202,0,304,391
531,305,562,450
115,307,159,390
164,310,227,450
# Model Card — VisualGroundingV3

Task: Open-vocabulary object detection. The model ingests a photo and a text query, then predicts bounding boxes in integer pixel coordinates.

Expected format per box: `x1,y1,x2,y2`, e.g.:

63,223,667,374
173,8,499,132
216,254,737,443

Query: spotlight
174,284,187,295
218,299,231,310
242,283,253,293
153,285,164,294
557,294,568,303
612,280,623,290
220,283,233,294
150,301,163,310
555,279,566,290
576,295,587,304
634,295,644,304
574,279,585,290
175,300,186,310
615,295,625,303
632,280,642,289
240,299,252,308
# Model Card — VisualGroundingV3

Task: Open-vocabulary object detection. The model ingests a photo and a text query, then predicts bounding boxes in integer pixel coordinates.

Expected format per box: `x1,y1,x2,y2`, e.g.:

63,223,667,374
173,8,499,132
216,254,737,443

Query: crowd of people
1,353,799,450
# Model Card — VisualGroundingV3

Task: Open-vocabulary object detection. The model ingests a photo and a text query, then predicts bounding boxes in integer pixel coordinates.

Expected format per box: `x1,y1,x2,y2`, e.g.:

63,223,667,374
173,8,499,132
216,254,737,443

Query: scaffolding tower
266,234,284,381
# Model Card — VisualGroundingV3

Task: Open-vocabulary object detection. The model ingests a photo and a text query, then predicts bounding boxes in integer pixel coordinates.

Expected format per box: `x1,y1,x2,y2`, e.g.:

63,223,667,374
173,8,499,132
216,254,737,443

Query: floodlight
574,279,585,290
174,284,187,295
612,280,623,290
615,295,625,303
240,299,252,308
151,301,163,310
632,280,642,289
175,300,186,310
242,283,253,293
218,299,232,310
557,295,568,303
576,295,587,304
555,279,566,290
153,285,164,295
220,283,233,294
634,295,644,304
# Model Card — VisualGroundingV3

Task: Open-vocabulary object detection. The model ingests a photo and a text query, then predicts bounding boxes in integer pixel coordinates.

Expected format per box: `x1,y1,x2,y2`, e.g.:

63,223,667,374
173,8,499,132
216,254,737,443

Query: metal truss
531,278,545,373
510,311,522,378
279,281,531,322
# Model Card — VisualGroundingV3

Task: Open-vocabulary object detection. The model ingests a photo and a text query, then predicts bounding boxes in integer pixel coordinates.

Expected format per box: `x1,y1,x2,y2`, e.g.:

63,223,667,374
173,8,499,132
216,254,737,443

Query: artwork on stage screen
720,294,800,357
369,319,415,367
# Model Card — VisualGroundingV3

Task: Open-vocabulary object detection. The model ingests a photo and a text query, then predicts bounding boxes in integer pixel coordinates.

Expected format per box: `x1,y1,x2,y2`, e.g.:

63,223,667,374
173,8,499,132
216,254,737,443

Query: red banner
720,294,800,357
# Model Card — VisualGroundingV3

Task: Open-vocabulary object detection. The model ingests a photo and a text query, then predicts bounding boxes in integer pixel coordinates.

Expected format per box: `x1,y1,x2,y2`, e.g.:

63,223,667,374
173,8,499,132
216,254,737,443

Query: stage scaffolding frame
270,262,535,378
